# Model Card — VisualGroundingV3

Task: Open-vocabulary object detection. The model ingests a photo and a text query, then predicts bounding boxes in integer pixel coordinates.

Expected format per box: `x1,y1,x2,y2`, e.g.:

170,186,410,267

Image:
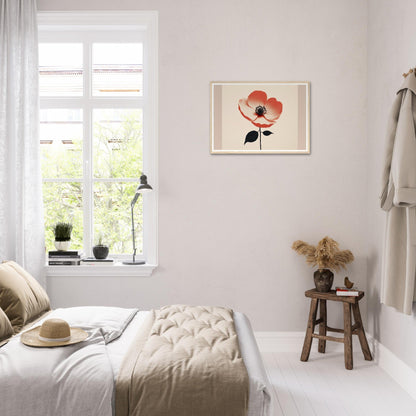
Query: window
38,12,158,266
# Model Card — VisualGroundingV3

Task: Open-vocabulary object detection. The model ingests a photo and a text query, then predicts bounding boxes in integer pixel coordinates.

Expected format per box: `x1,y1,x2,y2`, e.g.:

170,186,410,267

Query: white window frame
38,12,158,273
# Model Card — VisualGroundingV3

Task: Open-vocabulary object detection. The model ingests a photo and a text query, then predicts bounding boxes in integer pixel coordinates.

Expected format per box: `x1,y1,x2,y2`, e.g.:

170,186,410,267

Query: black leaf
244,130,259,144
262,130,273,136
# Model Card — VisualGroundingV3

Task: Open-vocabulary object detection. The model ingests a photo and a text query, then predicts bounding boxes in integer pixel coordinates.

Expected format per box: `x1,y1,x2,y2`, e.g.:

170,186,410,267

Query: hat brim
0,338,9,347
21,326,88,348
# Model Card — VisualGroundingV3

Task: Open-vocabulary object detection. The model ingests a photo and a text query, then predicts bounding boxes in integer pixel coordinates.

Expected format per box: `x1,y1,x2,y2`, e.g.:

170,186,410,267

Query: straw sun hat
21,318,88,347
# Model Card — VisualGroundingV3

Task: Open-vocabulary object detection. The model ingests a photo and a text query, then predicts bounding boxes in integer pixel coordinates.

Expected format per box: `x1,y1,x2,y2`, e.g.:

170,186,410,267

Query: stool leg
318,299,327,353
343,302,353,370
352,303,372,361
301,298,318,362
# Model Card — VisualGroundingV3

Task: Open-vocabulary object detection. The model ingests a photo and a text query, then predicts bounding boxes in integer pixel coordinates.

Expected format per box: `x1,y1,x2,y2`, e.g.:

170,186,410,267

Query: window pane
94,182,142,254
92,43,143,96
39,43,83,96
40,109,83,179
93,109,143,178
43,182,83,251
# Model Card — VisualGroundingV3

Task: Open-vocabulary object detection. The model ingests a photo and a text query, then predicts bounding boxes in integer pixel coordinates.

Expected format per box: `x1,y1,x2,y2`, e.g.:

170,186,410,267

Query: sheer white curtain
0,0,45,284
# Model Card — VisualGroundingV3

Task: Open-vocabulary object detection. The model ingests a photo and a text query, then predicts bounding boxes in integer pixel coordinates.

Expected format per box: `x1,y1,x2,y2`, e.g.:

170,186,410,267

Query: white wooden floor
262,350,416,416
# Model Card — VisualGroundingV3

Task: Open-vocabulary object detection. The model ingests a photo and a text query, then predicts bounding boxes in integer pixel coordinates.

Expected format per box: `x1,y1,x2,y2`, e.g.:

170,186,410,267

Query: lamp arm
130,192,142,262
123,181,149,265
131,203,136,263
131,192,140,207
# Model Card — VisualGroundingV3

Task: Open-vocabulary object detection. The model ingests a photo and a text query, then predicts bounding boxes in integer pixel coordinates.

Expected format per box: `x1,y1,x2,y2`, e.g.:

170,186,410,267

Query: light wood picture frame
210,81,310,154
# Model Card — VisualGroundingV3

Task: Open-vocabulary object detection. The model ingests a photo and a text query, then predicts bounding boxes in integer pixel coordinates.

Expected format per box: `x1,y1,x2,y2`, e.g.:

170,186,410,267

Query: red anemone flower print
238,90,283,150
238,90,283,128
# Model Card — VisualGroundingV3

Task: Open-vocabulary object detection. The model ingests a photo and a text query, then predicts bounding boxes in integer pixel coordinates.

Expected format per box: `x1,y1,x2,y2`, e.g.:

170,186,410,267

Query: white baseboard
373,338,416,401
254,331,305,352
255,331,416,401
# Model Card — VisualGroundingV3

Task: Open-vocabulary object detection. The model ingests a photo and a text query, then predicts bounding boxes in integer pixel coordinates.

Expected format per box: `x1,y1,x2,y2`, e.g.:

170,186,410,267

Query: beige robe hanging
381,73,416,315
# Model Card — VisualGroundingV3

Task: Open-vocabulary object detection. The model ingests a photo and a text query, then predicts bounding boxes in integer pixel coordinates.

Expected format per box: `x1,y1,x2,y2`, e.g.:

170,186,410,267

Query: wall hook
403,68,415,78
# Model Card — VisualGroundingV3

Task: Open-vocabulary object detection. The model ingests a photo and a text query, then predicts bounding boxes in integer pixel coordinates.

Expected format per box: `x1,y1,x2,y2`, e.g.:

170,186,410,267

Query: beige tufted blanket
115,305,249,416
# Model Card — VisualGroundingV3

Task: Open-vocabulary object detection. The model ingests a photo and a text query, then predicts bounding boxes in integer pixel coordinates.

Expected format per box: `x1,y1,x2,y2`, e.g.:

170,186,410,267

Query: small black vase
93,245,109,260
313,269,334,292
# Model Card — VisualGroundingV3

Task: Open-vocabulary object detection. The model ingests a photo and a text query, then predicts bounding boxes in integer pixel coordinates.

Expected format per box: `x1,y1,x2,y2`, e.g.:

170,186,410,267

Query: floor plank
273,353,316,416
262,350,416,416
262,353,284,416
285,352,339,416
262,352,300,415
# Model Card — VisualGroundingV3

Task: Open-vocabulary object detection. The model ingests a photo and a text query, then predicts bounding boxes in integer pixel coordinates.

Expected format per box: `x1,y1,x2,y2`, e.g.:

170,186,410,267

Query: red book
335,286,359,296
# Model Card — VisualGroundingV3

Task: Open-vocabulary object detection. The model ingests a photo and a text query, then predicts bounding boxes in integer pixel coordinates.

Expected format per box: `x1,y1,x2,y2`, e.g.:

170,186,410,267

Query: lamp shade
136,174,153,193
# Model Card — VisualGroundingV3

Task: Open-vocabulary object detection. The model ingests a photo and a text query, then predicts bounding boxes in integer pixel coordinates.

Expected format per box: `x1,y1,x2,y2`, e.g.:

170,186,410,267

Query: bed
0,261,271,416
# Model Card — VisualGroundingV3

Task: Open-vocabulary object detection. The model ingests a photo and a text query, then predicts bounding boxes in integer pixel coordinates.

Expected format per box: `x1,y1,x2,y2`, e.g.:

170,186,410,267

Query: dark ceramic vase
93,245,109,260
313,269,334,292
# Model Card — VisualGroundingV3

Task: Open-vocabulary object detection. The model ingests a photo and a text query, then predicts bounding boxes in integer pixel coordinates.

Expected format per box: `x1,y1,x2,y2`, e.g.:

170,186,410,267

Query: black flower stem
259,128,262,150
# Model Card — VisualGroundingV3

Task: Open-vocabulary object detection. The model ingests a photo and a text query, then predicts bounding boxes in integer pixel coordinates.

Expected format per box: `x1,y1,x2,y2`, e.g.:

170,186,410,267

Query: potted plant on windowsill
53,222,73,251
292,236,354,292
93,235,109,260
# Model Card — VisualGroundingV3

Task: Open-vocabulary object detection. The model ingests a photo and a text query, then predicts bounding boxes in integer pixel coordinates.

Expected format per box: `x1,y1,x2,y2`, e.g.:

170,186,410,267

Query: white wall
367,0,416,372
38,0,368,331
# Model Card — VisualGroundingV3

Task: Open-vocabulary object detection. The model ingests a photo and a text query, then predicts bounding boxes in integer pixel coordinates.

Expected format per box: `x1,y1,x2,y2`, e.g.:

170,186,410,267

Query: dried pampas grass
292,236,354,271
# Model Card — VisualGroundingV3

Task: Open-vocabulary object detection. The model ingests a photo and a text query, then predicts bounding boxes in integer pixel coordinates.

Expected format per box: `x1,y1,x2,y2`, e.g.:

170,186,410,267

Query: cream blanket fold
116,305,249,416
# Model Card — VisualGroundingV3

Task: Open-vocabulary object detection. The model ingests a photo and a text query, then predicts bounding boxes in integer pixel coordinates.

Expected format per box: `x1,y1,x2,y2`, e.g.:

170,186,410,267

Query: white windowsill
45,263,157,277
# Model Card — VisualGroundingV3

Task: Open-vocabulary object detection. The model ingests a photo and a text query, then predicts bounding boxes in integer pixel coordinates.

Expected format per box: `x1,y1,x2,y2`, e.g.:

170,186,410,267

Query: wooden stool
300,289,372,370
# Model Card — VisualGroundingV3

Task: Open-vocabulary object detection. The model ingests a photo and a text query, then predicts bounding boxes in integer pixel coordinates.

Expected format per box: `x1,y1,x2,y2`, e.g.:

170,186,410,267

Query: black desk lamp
123,174,152,265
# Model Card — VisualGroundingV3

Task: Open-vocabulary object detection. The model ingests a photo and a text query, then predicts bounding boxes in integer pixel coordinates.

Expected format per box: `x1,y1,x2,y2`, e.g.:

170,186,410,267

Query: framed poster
210,81,310,154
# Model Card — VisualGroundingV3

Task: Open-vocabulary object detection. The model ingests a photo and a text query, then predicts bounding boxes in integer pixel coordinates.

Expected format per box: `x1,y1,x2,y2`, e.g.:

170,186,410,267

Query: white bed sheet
107,310,272,416
0,306,137,416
